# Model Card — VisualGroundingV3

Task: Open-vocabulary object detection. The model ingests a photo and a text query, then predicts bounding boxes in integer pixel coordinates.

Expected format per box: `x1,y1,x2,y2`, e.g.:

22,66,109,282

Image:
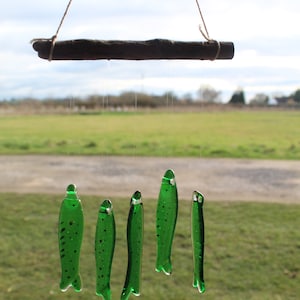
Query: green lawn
0,110,299,159
0,110,299,299
1,193,299,300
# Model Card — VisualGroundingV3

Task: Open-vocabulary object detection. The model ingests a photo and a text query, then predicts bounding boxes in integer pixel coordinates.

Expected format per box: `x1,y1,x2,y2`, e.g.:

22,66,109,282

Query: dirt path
0,155,299,203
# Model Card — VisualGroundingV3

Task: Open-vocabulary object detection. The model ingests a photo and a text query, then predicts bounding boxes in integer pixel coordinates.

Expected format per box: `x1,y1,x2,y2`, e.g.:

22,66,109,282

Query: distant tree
197,84,221,103
162,91,178,106
228,89,245,105
291,88,300,103
249,93,269,106
182,93,193,103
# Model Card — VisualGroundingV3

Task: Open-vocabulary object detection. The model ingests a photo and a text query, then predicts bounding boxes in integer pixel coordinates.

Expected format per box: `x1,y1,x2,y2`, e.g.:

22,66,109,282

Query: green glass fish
191,191,205,293
121,191,144,300
156,169,178,275
58,184,84,292
95,199,116,299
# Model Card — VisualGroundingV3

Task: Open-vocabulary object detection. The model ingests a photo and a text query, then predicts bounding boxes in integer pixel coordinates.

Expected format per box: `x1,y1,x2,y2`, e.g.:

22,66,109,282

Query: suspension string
49,0,74,61
194,0,220,60
195,0,211,41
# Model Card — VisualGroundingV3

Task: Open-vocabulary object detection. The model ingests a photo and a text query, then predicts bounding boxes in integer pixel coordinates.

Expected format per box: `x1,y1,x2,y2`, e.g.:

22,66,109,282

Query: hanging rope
48,0,74,61
195,0,211,41
194,0,220,60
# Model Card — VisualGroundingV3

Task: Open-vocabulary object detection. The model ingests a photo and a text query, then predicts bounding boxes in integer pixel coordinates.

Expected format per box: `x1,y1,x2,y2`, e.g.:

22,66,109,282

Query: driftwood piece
32,38,234,61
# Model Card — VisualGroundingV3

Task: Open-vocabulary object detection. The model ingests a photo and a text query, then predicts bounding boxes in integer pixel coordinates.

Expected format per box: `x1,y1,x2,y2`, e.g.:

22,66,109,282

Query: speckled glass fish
58,184,84,292
121,191,144,300
156,169,178,275
191,191,205,293
95,199,116,299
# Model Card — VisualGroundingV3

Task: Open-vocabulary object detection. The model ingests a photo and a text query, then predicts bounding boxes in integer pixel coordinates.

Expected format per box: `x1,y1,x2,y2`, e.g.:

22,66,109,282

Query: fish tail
120,287,132,300
59,281,71,292
155,258,172,275
193,279,205,293
59,274,81,292
121,286,140,300
96,286,111,300
72,274,82,292
133,288,140,296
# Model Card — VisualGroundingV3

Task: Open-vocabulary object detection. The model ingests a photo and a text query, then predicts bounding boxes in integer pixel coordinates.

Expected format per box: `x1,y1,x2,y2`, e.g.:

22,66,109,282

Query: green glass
191,191,205,293
121,191,144,300
58,184,84,292
156,169,178,275
95,200,116,299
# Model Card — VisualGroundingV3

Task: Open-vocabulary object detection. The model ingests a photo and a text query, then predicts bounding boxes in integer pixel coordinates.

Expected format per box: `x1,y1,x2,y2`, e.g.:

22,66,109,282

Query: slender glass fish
121,191,144,300
156,169,178,275
191,191,205,293
95,199,116,300
58,184,84,292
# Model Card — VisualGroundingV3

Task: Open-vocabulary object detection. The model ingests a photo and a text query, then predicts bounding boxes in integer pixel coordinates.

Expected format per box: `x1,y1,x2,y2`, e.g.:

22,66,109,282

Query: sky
1,0,300,102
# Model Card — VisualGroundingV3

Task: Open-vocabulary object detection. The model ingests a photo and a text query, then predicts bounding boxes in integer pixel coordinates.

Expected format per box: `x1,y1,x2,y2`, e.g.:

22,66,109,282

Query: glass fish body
191,191,205,293
58,184,84,292
121,191,144,300
156,169,178,275
95,199,116,300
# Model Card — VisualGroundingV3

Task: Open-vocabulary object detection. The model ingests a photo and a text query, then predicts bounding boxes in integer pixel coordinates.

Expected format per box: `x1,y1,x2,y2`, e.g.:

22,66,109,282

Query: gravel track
1,155,299,203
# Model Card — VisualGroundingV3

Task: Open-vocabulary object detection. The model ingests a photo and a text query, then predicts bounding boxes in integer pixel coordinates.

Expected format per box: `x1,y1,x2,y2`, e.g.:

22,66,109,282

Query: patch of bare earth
0,155,299,204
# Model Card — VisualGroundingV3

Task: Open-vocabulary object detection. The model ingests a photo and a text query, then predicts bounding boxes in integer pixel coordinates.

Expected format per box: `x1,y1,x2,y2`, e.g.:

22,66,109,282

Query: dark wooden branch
32,39,234,61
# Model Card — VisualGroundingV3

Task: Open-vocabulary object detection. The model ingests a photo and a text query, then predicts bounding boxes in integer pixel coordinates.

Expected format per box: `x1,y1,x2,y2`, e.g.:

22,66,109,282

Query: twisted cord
49,0,73,61
195,0,211,41
195,0,220,60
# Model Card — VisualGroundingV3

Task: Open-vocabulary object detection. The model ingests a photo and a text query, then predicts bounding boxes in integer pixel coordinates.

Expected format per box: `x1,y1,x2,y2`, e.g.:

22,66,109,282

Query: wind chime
32,0,234,298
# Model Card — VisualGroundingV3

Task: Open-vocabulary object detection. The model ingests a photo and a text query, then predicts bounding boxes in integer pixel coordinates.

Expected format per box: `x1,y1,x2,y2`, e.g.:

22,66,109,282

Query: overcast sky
1,0,299,102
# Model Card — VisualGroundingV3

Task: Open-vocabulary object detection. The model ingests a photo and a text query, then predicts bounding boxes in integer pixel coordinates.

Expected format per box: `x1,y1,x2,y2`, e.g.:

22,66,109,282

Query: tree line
197,85,300,106
1,86,299,111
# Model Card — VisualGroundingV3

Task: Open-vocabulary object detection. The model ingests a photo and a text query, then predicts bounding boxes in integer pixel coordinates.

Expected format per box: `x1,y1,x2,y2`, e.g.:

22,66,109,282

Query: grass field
0,110,299,299
0,110,299,159
1,193,299,300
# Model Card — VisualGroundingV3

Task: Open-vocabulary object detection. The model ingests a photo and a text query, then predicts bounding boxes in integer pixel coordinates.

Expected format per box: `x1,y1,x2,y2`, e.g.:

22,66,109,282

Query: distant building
274,96,296,105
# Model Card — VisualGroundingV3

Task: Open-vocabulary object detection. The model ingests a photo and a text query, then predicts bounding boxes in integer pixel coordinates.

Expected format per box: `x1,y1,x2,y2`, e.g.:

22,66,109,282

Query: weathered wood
32,39,234,61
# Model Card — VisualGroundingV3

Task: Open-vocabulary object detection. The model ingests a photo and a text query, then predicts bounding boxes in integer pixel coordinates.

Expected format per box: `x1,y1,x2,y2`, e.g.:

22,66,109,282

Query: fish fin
96,286,111,300
72,274,82,292
193,279,205,293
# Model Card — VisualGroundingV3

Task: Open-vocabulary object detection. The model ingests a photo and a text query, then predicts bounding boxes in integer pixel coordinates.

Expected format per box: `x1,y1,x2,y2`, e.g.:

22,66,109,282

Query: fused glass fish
58,184,84,292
